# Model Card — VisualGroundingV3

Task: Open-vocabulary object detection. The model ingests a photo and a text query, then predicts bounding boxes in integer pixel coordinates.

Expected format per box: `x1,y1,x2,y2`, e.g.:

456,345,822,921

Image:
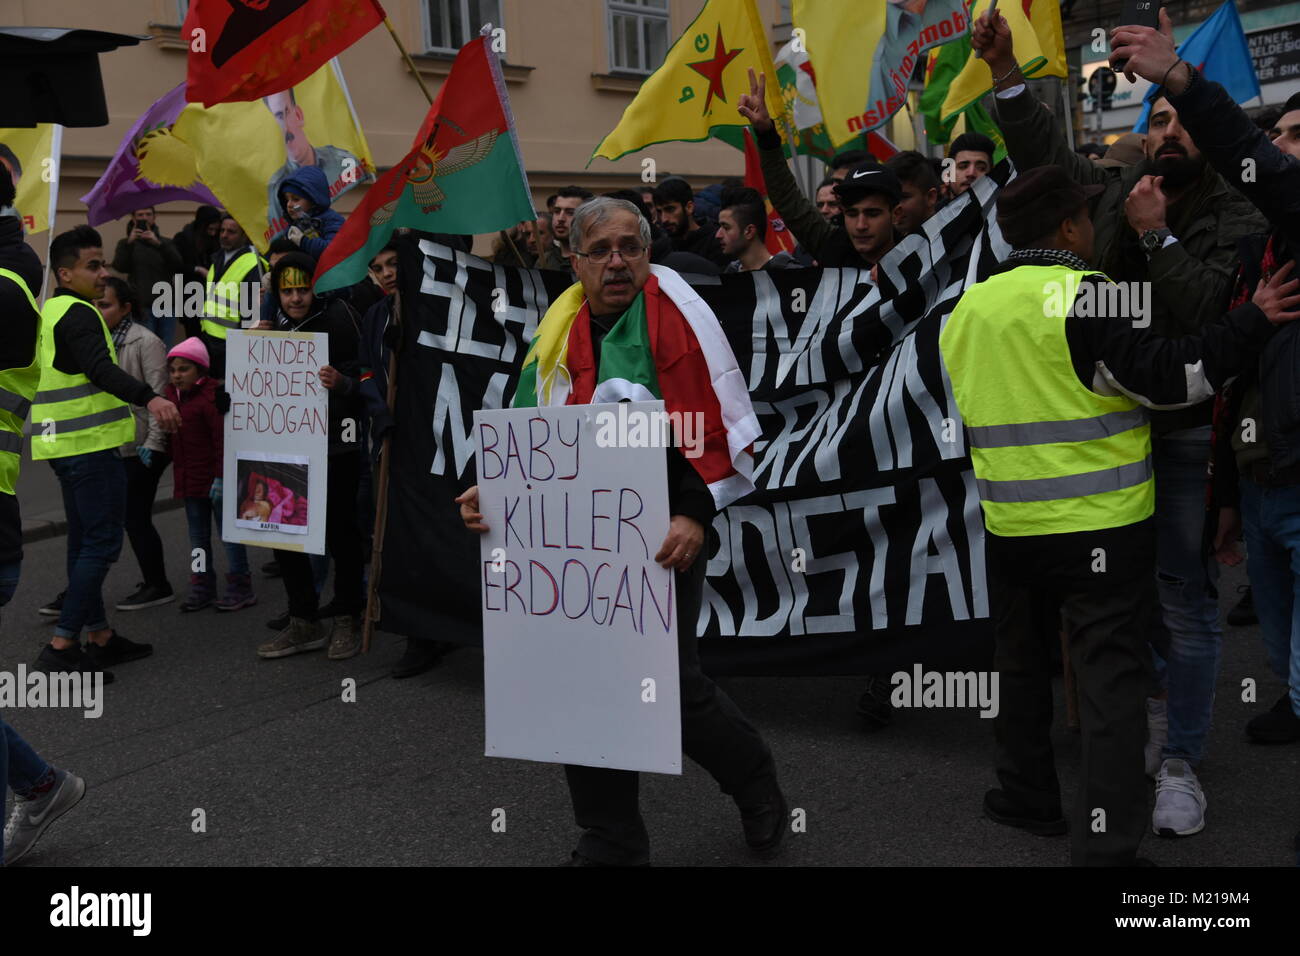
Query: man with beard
652,178,728,269
975,6,1266,842
539,185,592,277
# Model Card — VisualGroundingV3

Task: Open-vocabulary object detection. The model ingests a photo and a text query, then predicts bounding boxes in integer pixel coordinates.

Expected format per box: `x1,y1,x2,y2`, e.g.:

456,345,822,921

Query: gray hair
570,197,652,254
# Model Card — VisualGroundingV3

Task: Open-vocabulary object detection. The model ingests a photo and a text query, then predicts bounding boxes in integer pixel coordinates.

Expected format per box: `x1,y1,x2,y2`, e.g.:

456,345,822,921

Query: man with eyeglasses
457,197,787,866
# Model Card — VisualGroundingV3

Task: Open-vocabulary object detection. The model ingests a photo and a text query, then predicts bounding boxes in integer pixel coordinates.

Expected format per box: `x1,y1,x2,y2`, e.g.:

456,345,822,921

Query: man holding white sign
458,197,787,866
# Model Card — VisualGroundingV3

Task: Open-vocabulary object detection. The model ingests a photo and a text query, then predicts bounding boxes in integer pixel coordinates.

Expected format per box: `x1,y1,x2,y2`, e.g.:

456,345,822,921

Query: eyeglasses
573,243,647,265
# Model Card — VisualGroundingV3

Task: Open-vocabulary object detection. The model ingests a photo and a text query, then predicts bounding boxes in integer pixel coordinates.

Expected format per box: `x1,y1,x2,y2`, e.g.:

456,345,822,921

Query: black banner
379,167,1013,675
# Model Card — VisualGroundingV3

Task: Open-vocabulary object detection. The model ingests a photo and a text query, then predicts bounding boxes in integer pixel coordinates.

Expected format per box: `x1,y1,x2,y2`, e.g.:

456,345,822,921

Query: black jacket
49,288,156,408
0,215,43,563
1163,69,1300,489
272,297,363,456
358,294,395,459
672,222,728,269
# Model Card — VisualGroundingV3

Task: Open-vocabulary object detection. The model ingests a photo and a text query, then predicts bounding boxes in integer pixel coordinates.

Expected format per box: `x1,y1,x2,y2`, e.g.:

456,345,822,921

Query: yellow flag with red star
590,0,786,164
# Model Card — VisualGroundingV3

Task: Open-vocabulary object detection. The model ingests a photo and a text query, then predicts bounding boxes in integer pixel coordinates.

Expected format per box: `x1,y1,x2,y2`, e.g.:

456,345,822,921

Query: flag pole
383,15,436,106
363,285,401,654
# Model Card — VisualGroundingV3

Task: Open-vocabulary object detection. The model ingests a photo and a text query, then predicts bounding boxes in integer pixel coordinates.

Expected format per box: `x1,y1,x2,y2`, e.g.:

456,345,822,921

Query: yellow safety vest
202,249,265,340
30,295,135,461
0,268,41,493
938,263,1153,537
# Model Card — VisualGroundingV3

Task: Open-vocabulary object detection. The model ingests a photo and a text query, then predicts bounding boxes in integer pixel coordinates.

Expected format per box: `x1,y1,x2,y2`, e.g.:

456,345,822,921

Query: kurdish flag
314,34,534,293
184,0,386,106
514,267,760,509
920,39,1007,161
938,0,1066,121
591,0,787,164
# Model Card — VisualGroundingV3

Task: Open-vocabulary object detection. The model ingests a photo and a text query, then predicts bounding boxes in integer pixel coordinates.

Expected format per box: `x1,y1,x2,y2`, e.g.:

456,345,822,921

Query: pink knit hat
167,337,210,370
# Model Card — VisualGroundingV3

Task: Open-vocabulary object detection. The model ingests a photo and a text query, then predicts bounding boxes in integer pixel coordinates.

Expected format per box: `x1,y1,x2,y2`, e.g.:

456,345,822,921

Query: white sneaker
1152,758,1206,837
1144,697,1168,778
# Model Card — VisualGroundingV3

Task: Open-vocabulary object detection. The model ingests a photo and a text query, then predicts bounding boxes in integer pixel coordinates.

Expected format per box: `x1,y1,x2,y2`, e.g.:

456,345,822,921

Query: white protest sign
475,400,681,775
223,330,329,556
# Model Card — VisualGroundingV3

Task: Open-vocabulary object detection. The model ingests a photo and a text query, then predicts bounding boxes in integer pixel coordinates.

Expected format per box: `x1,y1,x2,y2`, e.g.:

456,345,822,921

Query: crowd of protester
3,7,1299,868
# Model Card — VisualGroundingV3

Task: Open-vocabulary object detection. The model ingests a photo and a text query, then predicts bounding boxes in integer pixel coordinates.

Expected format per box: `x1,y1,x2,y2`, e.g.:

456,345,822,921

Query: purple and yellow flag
81,84,221,227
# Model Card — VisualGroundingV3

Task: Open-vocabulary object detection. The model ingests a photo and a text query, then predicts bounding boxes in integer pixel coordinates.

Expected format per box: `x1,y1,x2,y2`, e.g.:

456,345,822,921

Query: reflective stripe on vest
202,250,264,339
0,267,41,494
938,263,1154,537
30,295,136,461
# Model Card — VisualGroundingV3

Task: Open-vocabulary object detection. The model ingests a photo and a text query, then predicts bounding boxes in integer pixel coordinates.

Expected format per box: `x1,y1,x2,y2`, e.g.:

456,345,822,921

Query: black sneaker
856,673,895,729
391,638,446,679
262,560,282,578
38,591,65,618
1227,585,1257,626
982,789,1067,836
266,609,291,631
116,582,176,611
85,631,153,668
33,643,114,684
1246,692,1300,744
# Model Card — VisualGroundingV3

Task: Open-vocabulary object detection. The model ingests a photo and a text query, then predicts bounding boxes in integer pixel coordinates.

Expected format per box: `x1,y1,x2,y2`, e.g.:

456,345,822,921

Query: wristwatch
1140,227,1173,257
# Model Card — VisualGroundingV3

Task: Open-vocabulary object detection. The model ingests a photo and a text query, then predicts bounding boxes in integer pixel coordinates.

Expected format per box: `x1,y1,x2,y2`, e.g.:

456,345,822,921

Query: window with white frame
607,0,669,75
423,0,503,54
175,0,190,22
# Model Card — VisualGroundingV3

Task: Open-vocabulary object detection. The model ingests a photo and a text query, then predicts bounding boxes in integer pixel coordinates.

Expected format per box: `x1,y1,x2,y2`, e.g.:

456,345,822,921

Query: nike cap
833,162,902,206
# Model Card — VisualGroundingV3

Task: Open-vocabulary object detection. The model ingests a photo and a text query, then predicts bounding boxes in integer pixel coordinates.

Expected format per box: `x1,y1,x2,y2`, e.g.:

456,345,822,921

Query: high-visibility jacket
30,295,135,461
201,249,264,340
938,263,1153,537
0,268,41,492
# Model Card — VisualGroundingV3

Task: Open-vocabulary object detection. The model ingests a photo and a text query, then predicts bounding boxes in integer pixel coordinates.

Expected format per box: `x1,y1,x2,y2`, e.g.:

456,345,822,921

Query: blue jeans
1,717,52,865
1149,429,1221,766
183,496,249,576
49,449,126,640
1239,476,1300,716
150,303,177,349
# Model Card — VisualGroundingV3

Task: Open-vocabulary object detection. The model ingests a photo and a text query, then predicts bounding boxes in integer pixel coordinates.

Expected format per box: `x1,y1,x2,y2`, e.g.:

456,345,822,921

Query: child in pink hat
165,338,256,613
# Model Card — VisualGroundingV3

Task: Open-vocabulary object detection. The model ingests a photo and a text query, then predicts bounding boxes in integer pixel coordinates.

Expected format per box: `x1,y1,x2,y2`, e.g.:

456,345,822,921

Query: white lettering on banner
431,364,509,477
417,243,500,359
907,478,970,626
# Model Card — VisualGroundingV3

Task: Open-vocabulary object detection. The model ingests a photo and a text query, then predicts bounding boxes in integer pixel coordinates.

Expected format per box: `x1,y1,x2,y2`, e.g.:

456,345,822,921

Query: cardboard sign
474,401,681,775
223,330,329,555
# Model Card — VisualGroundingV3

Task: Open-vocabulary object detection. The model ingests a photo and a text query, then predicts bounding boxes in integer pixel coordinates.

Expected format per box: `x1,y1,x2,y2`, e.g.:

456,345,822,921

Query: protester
173,205,223,340
164,336,254,613
605,188,720,275
98,276,174,611
275,165,345,259
945,132,995,199
2,717,84,866
0,170,87,867
977,6,1268,839
491,222,533,267
740,71,899,270
652,177,728,267
829,149,872,181
815,178,841,222
940,165,1300,864
456,197,786,865
174,204,223,284
1110,12,1300,746
1097,132,1146,169
886,150,942,235
533,211,553,259
110,205,183,346
1076,142,1107,161
258,252,365,662
31,225,181,681
258,236,302,328
539,185,592,274
201,214,266,379
717,186,795,272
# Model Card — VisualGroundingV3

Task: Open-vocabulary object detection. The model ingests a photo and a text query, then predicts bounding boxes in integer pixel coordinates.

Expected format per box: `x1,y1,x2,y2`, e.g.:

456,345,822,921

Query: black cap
997,166,1105,248
834,162,902,205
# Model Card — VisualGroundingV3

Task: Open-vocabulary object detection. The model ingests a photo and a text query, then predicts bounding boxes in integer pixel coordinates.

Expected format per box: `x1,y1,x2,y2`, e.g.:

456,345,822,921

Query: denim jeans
151,303,177,350
183,496,250,576
1239,476,1300,716
1149,428,1222,767
49,449,127,640
1,716,52,864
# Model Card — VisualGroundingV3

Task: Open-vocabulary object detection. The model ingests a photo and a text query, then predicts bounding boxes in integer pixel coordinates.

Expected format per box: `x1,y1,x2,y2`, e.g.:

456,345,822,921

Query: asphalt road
1,506,1296,867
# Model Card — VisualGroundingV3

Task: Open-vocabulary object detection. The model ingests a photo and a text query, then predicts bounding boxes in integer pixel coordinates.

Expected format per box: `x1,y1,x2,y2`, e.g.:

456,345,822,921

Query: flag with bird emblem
312,33,534,293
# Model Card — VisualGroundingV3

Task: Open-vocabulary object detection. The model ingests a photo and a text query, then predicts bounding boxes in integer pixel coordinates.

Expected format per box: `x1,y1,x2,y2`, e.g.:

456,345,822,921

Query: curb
21,497,187,545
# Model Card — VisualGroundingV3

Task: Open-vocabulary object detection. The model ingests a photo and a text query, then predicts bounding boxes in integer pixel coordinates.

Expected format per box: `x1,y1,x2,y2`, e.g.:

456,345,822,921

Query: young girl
165,338,256,612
